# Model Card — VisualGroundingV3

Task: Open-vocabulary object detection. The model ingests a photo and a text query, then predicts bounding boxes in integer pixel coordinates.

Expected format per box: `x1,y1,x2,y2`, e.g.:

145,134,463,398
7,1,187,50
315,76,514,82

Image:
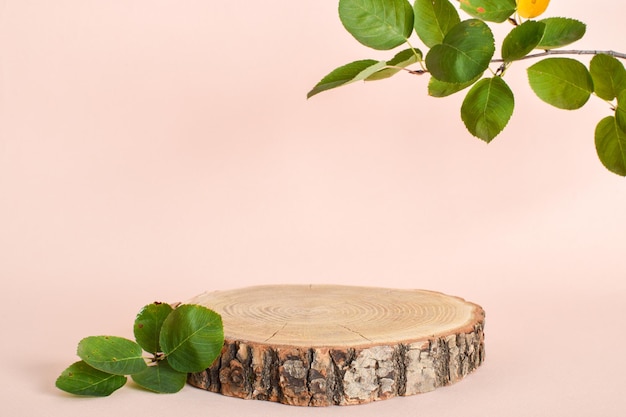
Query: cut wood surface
187,285,485,406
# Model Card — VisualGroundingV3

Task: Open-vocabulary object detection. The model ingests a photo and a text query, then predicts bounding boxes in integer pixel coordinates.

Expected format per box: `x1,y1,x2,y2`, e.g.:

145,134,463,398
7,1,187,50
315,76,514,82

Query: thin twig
491,49,626,63
403,49,626,76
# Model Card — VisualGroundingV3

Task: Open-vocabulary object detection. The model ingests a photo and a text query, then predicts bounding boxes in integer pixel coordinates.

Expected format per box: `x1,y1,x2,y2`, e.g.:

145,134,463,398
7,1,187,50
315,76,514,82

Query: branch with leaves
56,302,224,396
308,0,626,176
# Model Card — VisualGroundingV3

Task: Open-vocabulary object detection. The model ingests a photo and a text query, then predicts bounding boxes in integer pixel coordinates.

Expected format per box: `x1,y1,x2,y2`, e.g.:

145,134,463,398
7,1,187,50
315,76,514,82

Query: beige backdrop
1,1,624,416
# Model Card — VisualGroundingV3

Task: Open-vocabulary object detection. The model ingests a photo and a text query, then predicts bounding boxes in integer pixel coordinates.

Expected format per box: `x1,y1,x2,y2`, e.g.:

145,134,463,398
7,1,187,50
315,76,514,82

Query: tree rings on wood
187,285,485,406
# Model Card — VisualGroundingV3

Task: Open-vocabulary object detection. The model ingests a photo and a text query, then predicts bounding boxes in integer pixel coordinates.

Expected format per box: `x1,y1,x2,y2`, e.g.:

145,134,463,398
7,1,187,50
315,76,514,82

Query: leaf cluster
308,0,626,176
56,302,224,396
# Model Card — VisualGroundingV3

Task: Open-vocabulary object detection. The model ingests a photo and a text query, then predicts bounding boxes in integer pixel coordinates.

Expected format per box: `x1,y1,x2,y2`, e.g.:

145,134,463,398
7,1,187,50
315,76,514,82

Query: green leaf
461,76,515,142
595,116,626,176
134,302,174,354
366,49,421,81
527,58,594,110
77,336,147,375
131,360,188,393
56,361,127,396
428,74,481,97
425,19,495,83
413,0,460,48
617,90,626,133
501,20,546,63
307,59,387,98
590,54,626,101
338,0,414,50
459,0,516,23
536,17,586,50
160,304,224,373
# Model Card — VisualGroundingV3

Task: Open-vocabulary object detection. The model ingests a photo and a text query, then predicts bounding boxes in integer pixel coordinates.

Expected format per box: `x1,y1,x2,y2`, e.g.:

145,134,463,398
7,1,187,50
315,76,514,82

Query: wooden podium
187,285,485,406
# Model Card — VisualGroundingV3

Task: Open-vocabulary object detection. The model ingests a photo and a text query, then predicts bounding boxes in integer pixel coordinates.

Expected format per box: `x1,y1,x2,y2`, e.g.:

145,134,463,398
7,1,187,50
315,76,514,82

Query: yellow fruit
517,0,550,19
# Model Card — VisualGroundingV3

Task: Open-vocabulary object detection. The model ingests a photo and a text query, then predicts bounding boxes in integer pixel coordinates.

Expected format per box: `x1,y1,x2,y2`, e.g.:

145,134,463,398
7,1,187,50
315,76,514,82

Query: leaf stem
405,39,427,72
491,49,626,63
388,65,426,75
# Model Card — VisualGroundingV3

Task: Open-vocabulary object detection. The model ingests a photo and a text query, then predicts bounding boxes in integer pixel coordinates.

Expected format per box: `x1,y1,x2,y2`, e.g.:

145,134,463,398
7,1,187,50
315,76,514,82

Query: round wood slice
187,285,485,406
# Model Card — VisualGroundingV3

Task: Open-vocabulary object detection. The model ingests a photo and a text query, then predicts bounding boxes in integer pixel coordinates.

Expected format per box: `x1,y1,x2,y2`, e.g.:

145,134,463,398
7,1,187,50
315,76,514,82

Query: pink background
1,1,625,415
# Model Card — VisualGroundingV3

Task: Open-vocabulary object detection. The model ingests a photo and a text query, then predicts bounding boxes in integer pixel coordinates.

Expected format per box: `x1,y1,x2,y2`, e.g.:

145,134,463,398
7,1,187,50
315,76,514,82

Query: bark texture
187,285,485,406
